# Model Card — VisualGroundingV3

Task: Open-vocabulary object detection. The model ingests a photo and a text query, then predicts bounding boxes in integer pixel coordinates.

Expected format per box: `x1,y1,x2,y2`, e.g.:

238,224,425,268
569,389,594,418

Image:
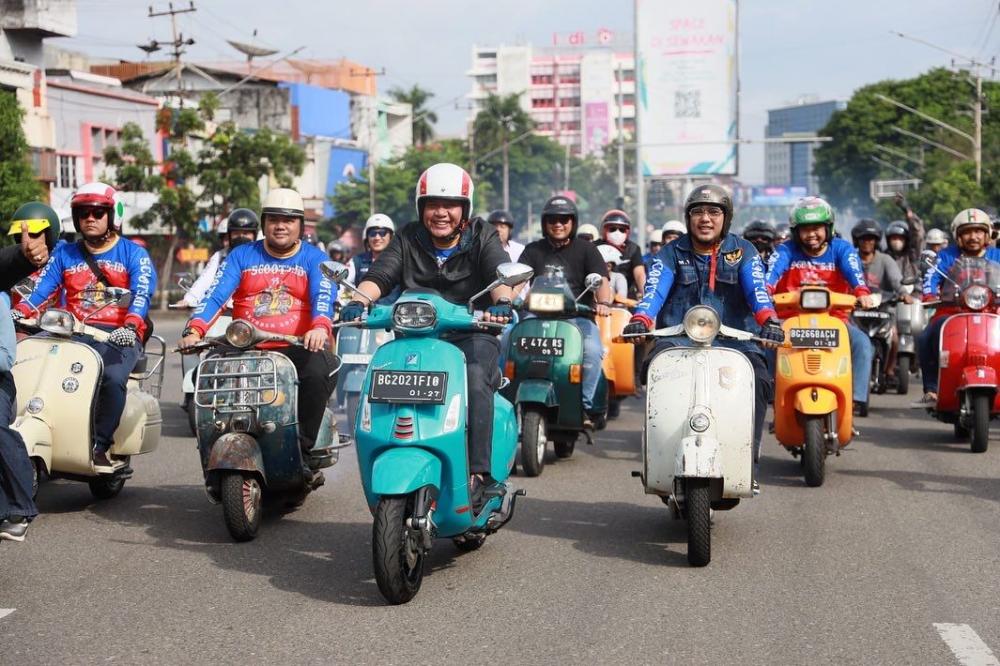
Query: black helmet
851,218,882,245
742,219,776,242
885,220,908,238
227,208,260,232
328,240,347,258
540,195,578,234
487,209,515,228
684,184,734,235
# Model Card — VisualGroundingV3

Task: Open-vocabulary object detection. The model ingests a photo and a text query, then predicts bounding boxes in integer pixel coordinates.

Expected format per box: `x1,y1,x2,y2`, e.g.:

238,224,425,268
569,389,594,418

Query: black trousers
448,333,501,475
275,346,338,452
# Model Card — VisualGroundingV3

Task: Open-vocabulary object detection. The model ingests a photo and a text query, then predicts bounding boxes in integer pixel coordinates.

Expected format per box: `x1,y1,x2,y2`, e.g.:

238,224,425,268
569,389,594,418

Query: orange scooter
773,287,856,487
599,295,637,418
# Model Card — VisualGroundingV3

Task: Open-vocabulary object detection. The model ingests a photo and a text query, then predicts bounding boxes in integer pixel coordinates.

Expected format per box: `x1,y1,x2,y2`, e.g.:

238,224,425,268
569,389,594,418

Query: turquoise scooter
324,261,533,605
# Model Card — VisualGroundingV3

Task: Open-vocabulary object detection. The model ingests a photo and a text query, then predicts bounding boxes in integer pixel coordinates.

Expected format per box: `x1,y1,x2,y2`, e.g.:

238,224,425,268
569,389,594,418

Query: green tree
389,85,438,146
0,90,43,235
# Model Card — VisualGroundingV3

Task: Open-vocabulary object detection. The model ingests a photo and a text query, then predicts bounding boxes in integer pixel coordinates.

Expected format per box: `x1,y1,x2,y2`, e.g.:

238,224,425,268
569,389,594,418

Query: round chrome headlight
39,309,75,336
683,306,721,344
689,413,711,433
225,320,255,348
963,285,990,311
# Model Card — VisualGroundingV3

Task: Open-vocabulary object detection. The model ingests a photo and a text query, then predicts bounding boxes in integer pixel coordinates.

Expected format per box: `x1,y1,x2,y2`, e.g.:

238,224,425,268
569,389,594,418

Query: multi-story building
764,98,845,192
467,38,636,157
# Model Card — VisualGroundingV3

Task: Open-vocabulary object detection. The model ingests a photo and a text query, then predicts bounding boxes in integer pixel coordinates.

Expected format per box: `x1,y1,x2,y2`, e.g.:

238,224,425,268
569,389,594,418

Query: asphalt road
2,315,1000,665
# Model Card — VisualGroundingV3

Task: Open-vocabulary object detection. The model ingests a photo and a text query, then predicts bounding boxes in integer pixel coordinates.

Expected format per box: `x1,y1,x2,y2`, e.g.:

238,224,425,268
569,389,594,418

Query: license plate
516,336,565,356
789,328,840,348
340,353,372,365
369,370,447,404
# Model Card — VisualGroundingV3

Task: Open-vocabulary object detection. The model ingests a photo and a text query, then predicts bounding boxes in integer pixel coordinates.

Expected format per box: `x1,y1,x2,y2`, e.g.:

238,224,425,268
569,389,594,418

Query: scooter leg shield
371,448,442,497
674,435,723,479
207,433,266,484
12,416,51,472
960,366,998,390
793,387,839,416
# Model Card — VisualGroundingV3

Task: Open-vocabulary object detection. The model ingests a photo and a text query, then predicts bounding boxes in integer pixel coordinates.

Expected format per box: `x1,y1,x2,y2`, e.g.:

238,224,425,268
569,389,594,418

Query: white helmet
217,218,228,235
364,213,395,234
649,229,664,244
951,208,991,238
71,181,126,232
415,163,474,220
662,219,686,236
577,223,600,240
262,188,305,223
925,228,949,247
597,244,624,265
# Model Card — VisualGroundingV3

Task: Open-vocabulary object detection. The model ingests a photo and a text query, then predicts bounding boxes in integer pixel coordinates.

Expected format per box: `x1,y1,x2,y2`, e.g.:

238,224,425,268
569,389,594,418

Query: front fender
960,366,998,389
207,433,266,483
12,415,52,470
793,386,838,416
371,448,441,496
675,435,723,479
515,379,558,408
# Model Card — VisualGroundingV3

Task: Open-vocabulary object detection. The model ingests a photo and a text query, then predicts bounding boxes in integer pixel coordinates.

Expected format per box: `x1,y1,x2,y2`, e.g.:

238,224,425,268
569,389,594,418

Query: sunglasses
367,229,392,238
545,218,572,226
605,225,629,233
78,207,108,220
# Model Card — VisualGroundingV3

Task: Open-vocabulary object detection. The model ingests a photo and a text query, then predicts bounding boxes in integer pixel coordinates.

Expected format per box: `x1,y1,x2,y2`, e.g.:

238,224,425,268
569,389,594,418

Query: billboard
636,0,739,176
583,102,610,156
747,186,808,207
324,146,368,218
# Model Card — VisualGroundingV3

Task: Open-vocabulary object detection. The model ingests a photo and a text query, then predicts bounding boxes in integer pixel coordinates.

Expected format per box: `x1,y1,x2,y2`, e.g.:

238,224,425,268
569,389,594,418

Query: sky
59,0,1000,184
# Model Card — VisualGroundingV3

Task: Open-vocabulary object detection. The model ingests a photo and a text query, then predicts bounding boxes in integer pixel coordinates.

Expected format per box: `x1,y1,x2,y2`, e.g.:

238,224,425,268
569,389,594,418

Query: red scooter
927,256,1000,452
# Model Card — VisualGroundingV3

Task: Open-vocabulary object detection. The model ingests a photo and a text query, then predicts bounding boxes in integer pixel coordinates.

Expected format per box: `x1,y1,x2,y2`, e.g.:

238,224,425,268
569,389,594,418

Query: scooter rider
598,209,646,299
923,228,950,276
179,189,337,469
174,208,259,308
661,219,686,245
851,219,911,303
886,192,926,284
339,163,516,507
624,184,783,485
518,195,611,427
915,208,1000,406
346,214,400,304
766,197,876,416
487,209,525,262
576,223,600,243
12,182,157,470
743,219,778,266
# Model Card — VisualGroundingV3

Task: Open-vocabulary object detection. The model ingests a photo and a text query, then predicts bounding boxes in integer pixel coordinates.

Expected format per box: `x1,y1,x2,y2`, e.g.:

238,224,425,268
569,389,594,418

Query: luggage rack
194,353,278,413
133,335,166,399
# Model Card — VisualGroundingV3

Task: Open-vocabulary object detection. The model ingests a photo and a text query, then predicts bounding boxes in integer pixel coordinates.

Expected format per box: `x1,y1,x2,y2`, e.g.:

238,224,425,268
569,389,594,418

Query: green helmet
789,196,835,245
7,201,60,251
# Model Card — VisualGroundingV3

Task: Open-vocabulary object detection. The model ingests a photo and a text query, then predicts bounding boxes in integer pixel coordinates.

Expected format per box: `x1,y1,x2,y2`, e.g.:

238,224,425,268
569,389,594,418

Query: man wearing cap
487,210,525,263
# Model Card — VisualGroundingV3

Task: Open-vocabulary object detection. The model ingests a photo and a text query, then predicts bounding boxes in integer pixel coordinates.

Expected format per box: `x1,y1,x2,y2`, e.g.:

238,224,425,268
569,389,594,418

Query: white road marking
934,623,1000,666
0,609,14,620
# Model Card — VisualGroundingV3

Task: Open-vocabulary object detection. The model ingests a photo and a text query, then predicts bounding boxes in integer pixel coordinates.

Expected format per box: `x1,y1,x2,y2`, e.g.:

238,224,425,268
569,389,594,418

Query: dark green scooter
502,271,608,476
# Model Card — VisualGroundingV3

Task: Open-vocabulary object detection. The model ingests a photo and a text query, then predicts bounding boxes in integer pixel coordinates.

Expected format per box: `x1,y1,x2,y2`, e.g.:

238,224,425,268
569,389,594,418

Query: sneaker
469,475,486,514
910,392,937,408
92,447,114,471
0,518,29,542
582,415,595,430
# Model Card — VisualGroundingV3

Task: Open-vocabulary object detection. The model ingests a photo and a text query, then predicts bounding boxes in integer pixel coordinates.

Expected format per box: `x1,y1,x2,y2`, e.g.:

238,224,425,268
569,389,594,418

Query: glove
759,318,785,345
623,318,650,338
487,298,513,319
340,300,367,323
108,324,139,347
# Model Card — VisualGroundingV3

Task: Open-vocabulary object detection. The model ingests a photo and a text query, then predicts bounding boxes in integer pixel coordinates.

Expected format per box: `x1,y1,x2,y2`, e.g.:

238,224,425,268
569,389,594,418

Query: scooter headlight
225,320,255,348
39,309,74,336
689,412,711,433
393,302,436,330
963,285,990,311
800,289,830,310
682,306,721,344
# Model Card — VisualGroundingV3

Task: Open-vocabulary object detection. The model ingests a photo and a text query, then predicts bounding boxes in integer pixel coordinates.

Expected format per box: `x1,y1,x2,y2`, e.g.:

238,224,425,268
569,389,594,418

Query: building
764,98,845,192
466,33,635,157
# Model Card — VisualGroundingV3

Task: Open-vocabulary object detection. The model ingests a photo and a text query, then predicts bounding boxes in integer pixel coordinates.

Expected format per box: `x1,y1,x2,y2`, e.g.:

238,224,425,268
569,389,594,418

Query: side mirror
585,273,604,290
175,272,193,291
496,262,534,287
320,261,349,284
107,287,133,307
13,278,34,299
920,251,937,270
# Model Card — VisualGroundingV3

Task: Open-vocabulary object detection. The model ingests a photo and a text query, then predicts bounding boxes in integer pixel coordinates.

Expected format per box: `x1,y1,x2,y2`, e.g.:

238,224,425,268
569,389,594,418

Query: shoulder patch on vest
723,248,743,265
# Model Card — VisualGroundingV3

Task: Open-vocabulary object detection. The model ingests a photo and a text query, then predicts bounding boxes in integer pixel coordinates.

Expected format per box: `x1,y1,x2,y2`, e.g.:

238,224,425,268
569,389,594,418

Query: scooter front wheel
220,472,262,542
685,479,711,567
971,391,991,453
373,496,424,604
802,417,826,487
519,407,547,477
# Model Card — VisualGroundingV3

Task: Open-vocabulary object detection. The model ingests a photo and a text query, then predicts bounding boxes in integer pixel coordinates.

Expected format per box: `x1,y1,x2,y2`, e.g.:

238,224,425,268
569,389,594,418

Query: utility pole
147,2,196,106
564,142,570,191
633,0,646,250
975,71,983,186
616,60,625,207
351,67,387,214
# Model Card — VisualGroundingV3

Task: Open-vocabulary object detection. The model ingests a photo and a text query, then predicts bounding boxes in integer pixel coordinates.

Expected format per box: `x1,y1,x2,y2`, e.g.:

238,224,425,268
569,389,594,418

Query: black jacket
0,245,37,292
364,218,510,309
519,237,608,309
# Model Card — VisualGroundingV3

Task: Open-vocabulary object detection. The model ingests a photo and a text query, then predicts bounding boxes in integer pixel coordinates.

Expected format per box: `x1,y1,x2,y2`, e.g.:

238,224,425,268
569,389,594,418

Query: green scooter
502,271,608,476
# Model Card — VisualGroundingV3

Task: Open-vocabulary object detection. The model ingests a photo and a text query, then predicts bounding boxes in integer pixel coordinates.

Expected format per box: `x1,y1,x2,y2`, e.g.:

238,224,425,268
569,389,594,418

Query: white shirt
184,250,223,307
504,240,525,263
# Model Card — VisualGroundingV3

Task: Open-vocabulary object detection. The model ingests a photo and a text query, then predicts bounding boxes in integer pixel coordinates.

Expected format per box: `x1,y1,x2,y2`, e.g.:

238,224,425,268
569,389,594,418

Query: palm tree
389,85,438,146
473,93,534,210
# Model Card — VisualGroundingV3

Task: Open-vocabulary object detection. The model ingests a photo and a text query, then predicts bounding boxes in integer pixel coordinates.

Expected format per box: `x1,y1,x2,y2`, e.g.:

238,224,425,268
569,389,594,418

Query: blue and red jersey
766,238,870,296
16,237,156,336
921,246,1000,319
188,240,335,340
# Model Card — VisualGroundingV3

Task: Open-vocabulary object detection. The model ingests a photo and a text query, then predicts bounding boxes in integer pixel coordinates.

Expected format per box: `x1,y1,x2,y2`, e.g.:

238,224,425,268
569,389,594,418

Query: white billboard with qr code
636,0,738,176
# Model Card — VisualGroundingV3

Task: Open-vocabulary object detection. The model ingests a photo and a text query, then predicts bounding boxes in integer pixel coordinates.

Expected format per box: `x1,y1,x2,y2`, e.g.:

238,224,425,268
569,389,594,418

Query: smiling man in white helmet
341,163,516,510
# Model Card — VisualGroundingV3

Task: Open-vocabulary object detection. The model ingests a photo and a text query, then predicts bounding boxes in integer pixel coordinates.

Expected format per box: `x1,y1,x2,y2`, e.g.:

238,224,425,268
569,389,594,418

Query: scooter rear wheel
88,473,126,500
685,479,711,567
971,392,991,453
895,366,910,395
373,496,424,604
220,472,262,542
553,437,575,459
186,394,197,437
802,417,826,488
519,407,547,477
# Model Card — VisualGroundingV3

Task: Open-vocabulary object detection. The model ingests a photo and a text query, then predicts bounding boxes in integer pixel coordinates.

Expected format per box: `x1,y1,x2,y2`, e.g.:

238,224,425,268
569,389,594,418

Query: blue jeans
917,316,947,393
847,322,874,403
571,317,604,411
0,373,37,521
83,335,142,453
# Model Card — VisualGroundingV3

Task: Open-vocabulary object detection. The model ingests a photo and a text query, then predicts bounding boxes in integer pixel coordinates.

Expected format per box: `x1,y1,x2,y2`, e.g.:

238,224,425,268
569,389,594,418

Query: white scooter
12,286,163,500
626,305,757,567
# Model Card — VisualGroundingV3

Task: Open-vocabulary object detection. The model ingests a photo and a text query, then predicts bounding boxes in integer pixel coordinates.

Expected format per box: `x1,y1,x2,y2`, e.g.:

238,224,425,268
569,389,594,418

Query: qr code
675,90,701,119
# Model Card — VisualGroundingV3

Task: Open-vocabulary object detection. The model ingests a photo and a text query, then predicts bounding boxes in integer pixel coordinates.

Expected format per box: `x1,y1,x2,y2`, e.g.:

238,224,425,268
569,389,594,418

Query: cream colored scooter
625,305,758,567
12,286,163,500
